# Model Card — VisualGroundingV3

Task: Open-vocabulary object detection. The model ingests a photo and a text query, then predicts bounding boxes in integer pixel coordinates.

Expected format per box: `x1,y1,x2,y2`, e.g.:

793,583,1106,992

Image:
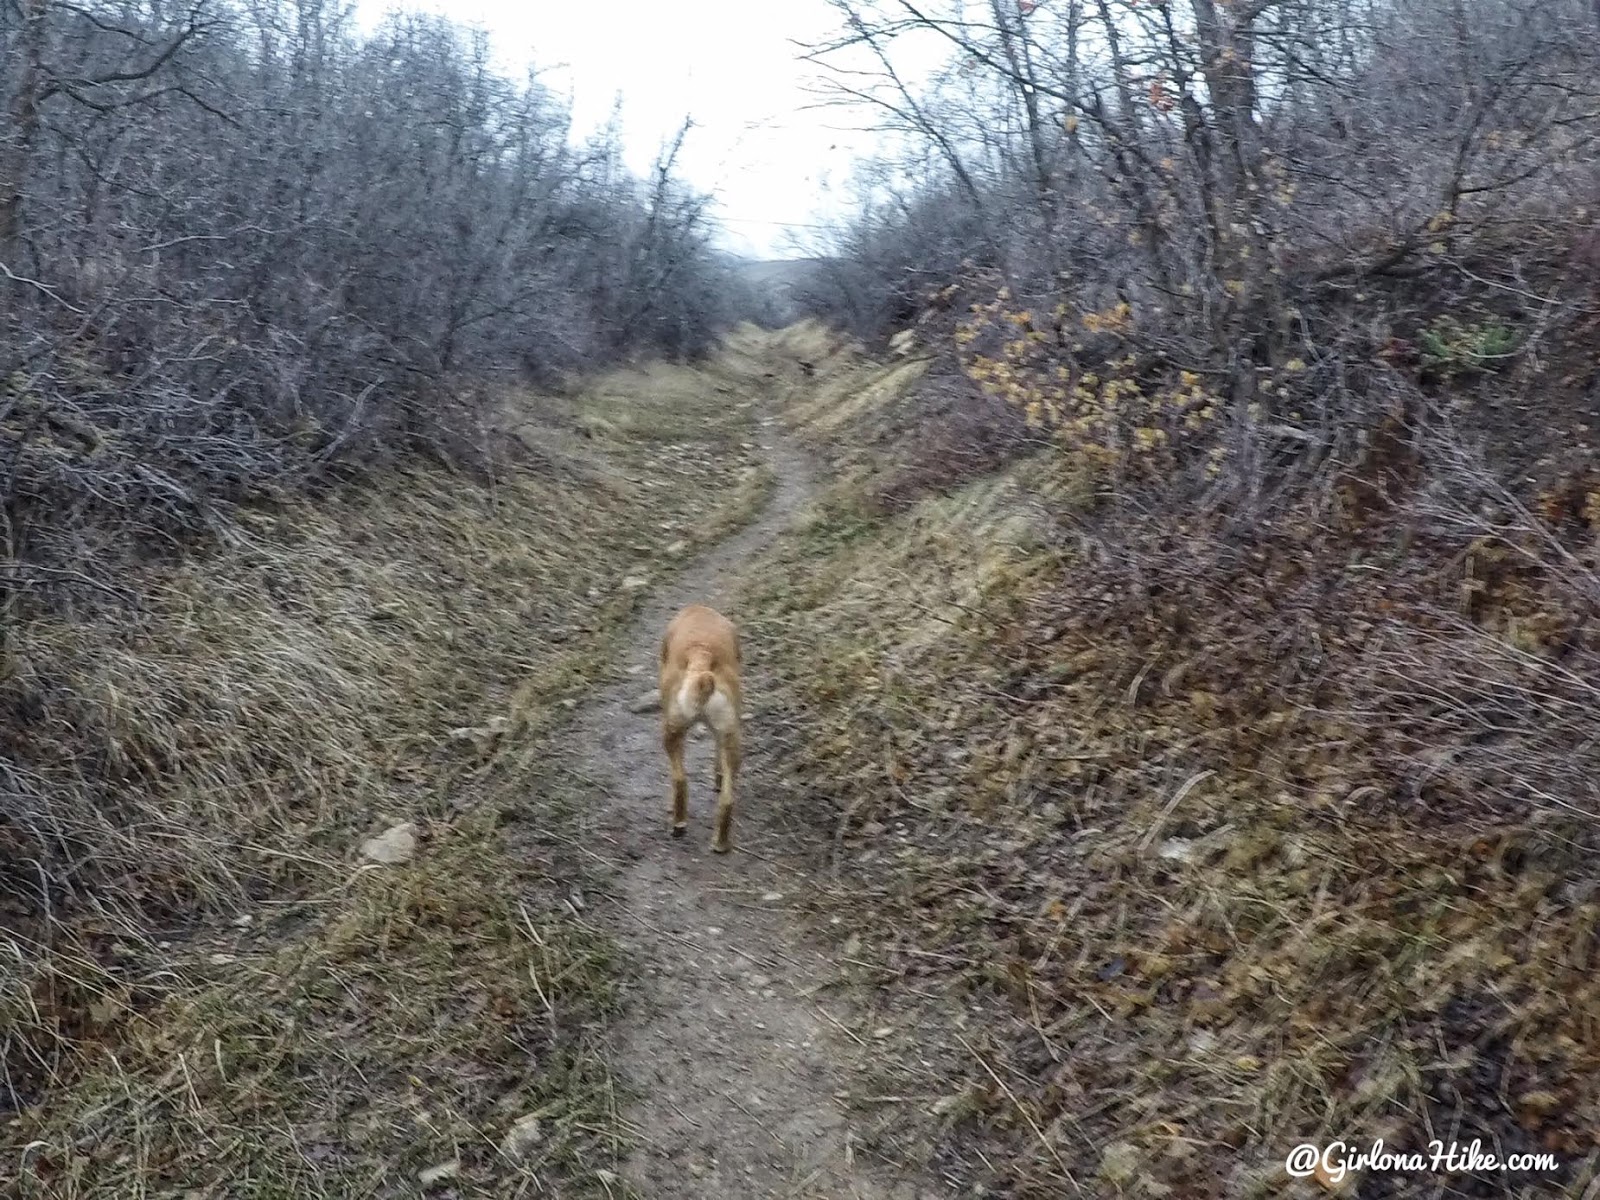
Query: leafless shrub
1336,409,1600,823
802,1,1600,781
802,0,1600,445
1,1,745,597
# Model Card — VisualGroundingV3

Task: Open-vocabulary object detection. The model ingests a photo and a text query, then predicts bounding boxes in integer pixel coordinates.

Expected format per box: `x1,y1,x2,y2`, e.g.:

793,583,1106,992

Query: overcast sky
352,0,922,260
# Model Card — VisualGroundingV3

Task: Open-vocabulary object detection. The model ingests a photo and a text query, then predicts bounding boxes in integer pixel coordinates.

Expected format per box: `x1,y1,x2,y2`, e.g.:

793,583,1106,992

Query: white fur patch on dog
701,689,737,736
670,682,736,734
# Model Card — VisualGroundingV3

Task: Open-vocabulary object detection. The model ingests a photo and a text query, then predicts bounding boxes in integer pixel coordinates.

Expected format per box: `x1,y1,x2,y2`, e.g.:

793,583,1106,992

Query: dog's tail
689,669,717,707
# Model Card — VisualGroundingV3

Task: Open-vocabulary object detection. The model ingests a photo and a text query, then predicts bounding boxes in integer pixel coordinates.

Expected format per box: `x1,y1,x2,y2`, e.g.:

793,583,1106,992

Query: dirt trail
571,410,933,1200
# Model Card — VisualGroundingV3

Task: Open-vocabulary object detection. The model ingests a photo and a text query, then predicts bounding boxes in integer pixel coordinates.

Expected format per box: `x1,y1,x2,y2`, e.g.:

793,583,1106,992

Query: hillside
2,332,781,1196
732,321,1600,1199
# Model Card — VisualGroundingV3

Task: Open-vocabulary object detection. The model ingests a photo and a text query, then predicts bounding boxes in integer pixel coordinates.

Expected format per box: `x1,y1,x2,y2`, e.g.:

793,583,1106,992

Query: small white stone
419,1160,459,1188
501,1114,544,1161
359,822,417,865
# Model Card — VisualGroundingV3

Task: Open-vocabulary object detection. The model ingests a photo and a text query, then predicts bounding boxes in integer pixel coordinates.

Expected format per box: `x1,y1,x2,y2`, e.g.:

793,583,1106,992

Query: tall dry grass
2,332,784,1196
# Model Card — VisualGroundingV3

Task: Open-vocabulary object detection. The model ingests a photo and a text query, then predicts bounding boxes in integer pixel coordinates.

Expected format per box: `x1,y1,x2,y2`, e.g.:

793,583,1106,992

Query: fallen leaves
738,320,1600,1197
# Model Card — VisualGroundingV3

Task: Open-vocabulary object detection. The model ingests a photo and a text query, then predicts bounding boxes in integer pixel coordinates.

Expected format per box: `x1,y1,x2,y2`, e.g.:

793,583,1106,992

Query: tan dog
658,604,743,852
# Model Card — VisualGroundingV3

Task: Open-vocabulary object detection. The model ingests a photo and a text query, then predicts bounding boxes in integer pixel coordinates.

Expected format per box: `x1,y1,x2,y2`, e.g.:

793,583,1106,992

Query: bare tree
1,0,742,596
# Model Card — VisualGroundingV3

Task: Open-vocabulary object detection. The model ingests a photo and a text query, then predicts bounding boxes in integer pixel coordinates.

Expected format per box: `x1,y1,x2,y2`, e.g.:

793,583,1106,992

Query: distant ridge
723,255,837,327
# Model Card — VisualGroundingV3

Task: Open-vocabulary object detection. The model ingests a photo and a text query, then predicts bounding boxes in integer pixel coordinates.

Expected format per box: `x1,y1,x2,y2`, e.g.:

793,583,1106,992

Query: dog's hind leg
663,722,689,837
711,723,740,854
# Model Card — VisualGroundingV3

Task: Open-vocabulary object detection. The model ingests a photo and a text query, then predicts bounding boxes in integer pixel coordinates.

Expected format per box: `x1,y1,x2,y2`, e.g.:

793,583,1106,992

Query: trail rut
570,413,934,1200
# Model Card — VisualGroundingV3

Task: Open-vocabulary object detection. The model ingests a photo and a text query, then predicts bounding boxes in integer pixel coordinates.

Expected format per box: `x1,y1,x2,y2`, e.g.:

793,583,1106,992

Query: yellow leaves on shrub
1082,301,1132,335
1134,427,1168,452
1584,490,1600,530
954,293,1231,474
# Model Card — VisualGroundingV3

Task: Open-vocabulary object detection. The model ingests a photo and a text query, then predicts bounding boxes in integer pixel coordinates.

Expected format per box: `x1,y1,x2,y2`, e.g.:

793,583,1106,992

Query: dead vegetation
2,2,744,603
1,330,779,1198
737,317,1600,1198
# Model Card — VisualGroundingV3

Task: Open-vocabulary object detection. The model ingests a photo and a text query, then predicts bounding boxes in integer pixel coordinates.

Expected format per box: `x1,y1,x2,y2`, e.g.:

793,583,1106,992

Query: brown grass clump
739,328,1600,1198
1,334,778,1196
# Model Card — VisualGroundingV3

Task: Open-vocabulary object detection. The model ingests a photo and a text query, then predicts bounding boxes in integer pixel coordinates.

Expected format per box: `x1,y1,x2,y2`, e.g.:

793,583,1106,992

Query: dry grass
736,334,1600,1198
1,336,780,1197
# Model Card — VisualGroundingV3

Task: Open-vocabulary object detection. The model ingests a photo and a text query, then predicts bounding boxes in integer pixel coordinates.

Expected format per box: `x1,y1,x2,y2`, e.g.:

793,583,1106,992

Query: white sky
352,0,933,260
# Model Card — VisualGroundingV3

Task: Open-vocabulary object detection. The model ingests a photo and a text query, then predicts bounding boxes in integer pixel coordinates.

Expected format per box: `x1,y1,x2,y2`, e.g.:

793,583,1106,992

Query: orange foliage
953,290,1226,476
